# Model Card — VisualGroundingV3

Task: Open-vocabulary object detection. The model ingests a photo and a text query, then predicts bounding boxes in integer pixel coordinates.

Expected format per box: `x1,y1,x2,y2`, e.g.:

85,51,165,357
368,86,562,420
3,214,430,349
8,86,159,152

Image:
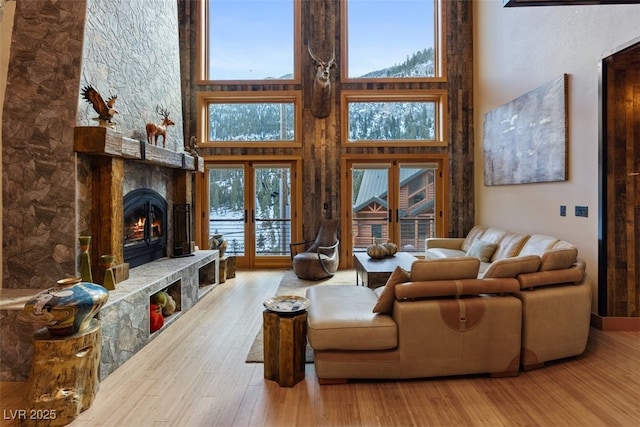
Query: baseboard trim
591,313,640,331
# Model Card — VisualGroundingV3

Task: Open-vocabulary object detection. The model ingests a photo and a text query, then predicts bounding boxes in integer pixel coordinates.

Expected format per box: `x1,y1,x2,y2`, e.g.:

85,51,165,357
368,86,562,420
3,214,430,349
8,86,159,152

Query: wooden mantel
74,126,204,172
73,126,200,282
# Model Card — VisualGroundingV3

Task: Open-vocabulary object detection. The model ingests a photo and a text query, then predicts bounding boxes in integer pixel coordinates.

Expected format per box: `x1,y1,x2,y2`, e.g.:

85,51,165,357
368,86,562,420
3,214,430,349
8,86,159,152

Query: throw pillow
466,240,498,262
372,266,410,314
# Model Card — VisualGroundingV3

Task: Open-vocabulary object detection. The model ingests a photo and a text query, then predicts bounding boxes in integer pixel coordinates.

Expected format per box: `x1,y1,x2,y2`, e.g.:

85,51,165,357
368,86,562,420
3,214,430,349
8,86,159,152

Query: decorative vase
23,277,109,337
79,236,93,283
209,234,227,257
101,254,116,291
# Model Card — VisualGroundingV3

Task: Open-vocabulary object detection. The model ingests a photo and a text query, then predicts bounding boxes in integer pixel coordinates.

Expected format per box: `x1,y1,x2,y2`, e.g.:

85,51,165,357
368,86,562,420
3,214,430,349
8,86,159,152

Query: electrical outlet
575,206,588,217
560,205,566,217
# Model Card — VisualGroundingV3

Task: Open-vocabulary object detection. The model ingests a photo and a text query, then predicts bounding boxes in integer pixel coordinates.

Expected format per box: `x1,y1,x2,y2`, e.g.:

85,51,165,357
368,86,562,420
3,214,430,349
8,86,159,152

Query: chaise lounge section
306,257,524,383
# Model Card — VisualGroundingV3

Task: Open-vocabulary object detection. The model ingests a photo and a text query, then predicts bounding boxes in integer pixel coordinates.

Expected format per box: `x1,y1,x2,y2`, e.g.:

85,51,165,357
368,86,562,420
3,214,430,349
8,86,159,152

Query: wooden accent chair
290,219,340,280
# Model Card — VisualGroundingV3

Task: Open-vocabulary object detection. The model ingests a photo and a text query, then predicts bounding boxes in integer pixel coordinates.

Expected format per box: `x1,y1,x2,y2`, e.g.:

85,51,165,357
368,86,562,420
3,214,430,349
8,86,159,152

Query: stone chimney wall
2,0,184,289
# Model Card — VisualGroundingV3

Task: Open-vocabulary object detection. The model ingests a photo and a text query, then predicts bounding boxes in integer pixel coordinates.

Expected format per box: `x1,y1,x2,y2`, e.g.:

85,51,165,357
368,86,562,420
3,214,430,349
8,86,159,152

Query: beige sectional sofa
305,226,591,383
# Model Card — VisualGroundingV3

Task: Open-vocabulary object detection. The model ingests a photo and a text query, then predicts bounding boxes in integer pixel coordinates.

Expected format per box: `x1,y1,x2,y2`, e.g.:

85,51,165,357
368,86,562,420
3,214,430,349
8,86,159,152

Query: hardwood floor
1,269,639,426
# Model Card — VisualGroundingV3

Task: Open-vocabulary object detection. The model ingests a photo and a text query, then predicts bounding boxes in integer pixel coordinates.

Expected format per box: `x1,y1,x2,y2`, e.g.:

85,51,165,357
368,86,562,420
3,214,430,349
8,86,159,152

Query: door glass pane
352,166,389,251
208,166,245,256
254,166,291,256
398,164,437,252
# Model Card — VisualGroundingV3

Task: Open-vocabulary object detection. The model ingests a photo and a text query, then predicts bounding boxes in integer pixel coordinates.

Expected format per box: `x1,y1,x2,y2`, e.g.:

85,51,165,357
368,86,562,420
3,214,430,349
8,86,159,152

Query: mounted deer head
308,45,336,119
145,105,175,148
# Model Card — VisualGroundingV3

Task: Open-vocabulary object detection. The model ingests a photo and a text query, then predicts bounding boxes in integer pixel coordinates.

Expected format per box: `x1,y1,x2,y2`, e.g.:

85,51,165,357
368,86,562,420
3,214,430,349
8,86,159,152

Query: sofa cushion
306,285,398,351
410,257,480,281
517,258,586,289
540,247,578,271
491,232,530,261
461,225,488,252
426,248,467,259
480,228,508,246
372,266,411,314
518,234,559,256
481,255,541,279
466,240,498,262
425,237,465,250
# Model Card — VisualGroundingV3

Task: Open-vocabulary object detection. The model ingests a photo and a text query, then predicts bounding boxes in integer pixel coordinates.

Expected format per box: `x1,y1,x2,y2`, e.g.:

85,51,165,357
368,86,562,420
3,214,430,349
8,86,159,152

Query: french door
199,159,301,268
343,156,447,267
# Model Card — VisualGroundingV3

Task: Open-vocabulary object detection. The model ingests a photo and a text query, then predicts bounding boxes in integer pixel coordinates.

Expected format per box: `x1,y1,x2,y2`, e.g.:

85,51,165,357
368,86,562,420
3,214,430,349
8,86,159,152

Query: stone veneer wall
2,0,185,289
78,0,184,147
2,0,87,289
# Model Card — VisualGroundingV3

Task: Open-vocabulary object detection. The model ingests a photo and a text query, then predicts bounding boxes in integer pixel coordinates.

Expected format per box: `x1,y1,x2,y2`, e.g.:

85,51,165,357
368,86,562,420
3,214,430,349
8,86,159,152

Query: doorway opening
341,155,448,268
598,38,640,318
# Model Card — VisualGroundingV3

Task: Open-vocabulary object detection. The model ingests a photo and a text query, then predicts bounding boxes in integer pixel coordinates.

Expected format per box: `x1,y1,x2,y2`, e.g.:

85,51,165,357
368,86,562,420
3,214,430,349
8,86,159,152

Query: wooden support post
23,319,102,426
91,156,124,271
263,310,307,387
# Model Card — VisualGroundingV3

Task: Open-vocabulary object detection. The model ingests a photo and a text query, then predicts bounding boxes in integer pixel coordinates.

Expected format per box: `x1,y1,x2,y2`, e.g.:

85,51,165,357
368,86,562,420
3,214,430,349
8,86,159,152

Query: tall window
342,91,448,146
343,0,442,81
197,92,302,147
202,0,299,82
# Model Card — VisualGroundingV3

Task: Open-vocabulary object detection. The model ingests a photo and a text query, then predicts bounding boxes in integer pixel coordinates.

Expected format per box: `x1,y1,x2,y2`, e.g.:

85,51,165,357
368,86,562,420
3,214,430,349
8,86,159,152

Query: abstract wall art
483,74,568,186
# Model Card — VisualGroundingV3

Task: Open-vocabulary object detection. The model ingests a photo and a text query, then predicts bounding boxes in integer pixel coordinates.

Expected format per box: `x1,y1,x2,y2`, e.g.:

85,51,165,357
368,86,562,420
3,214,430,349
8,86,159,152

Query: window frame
197,0,302,84
197,91,303,148
341,90,448,147
340,0,445,83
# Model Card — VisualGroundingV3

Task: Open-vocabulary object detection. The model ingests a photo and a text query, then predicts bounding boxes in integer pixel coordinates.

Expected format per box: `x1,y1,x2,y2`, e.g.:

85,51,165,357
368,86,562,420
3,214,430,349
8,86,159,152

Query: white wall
474,0,640,311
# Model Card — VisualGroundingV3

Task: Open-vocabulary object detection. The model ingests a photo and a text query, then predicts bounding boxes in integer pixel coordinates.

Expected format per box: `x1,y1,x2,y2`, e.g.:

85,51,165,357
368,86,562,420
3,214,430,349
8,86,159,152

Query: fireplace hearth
123,188,168,268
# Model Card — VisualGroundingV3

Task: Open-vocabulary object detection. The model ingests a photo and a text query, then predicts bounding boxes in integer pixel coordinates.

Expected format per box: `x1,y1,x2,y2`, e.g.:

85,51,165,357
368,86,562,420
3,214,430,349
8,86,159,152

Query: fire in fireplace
123,189,168,268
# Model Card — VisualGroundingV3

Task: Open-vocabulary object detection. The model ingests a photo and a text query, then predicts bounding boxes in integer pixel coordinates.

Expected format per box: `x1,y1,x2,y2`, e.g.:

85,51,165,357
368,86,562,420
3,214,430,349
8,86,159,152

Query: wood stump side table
263,310,308,387
219,259,227,283
218,255,236,283
223,255,236,278
22,319,102,426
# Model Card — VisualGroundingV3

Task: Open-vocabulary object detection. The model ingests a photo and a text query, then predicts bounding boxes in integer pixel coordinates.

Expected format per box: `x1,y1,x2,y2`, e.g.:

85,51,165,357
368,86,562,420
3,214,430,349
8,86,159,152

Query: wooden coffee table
353,252,417,288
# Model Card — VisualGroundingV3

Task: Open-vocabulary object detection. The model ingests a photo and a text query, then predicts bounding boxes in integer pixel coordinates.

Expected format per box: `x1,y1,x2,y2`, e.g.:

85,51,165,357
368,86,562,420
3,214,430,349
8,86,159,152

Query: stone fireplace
1,0,220,383
74,126,217,381
74,126,202,280
0,125,211,381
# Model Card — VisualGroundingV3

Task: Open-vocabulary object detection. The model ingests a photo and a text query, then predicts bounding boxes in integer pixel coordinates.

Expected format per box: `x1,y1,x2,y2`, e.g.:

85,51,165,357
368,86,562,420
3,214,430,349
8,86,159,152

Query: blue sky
208,0,434,80
347,0,435,77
